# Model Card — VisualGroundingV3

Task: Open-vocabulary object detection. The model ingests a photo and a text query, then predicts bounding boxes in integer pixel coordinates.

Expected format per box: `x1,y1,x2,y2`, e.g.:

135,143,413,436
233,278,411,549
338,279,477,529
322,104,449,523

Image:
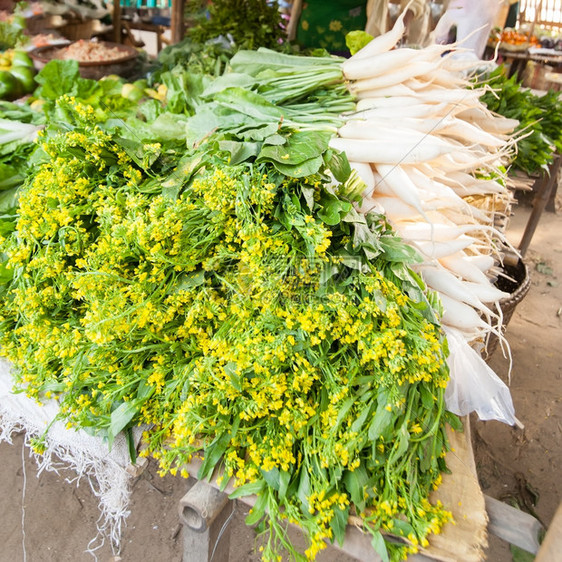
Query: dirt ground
0,193,560,562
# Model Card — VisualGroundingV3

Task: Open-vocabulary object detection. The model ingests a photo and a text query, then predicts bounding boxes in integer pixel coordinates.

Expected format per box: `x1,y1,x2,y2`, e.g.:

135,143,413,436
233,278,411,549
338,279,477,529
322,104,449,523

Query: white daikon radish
414,236,477,259
438,119,507,148
456,107,519,135
438,293,492,332
352,102,451,119
419,265,496,316
463,281,509,303
418,67,468,89
405,165,473,204
415,88,484,107
343,48,431,81
350,61,437,92
338,122,449,148
328,137,454,165
350,1,411,61
397,222,497,242
351,95,421,108
440,253,493,285
352,83,416,98
375,163,434,221
368,195,421,220
349,161,376,195
464,254,495,272
439,172,507,195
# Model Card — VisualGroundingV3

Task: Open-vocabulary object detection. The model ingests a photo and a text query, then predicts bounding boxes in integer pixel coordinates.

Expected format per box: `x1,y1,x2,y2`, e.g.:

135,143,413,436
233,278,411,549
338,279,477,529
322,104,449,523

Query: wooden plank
485,495,544,554
171,0,185,44
519,153,561,256
535,502,562,562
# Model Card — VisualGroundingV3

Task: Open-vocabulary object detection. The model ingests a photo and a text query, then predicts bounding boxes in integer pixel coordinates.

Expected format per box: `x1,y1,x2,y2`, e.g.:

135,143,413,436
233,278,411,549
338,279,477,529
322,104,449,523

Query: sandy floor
0,195,560,562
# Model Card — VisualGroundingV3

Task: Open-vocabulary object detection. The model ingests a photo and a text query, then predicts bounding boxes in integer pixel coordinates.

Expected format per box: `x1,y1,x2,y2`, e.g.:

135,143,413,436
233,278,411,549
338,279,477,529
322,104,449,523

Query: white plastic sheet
444,326,516,425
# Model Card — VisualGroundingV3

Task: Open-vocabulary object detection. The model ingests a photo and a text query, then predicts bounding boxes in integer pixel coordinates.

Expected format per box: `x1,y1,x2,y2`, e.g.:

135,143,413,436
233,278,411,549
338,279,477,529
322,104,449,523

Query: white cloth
0,359,135,556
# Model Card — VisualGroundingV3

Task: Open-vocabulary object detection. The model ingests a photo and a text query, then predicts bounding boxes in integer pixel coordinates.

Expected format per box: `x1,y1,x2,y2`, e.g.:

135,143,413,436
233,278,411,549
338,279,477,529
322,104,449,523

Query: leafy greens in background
478,67,561,175
188,0,285,51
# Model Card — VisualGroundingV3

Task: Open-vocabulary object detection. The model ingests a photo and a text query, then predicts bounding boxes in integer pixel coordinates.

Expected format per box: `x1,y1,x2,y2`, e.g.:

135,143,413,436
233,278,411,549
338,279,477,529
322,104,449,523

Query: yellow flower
329,20,342,32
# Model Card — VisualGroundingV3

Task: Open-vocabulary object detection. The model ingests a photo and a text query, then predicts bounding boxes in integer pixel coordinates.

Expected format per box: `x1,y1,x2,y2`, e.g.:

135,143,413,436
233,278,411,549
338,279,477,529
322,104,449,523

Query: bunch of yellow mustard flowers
0,100,459,562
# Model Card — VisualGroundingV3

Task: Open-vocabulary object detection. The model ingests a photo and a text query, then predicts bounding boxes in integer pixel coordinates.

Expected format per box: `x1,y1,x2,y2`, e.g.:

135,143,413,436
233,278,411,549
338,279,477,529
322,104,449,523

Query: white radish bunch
331,8,520,350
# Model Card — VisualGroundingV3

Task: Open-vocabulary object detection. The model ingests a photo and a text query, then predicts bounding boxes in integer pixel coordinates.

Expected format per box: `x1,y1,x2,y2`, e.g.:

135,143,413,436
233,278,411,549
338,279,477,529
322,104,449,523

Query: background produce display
478,66,562,175
0,48,36,99
0,5,554,561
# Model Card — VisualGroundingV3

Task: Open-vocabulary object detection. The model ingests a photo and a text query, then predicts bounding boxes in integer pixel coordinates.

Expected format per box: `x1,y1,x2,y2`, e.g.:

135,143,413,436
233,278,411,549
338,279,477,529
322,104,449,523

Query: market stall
0,2,558,561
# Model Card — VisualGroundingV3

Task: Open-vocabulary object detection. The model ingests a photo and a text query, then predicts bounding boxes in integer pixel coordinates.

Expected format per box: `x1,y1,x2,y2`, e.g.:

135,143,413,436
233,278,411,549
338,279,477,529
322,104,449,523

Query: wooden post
113,0,122,44
535,502,562,562
171,0,185,44
519,154,561,257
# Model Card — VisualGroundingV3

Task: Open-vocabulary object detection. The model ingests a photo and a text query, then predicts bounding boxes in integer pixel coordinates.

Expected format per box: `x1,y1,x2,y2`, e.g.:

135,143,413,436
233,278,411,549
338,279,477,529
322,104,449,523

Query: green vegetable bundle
478,66,562,175
188,0,285,51
0,97,458,561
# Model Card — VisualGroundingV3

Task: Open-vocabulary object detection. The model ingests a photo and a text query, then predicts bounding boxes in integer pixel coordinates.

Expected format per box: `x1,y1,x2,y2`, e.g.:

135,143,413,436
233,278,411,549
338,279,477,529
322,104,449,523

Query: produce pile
0,48,36,100
0,13,519,562
478,66,562,175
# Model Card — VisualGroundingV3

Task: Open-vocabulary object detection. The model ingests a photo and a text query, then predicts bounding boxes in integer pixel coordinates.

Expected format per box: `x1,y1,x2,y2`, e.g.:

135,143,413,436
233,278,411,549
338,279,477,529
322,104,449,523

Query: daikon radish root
464,254,496,272
375,163,436,222
338,122,450,150
349,161,376,195
446,182,506,197
440,253,493,285
419,265,497,317
456,107,519,135
417,67,469,89
431,151,506,174
328,137,455,165
352,83,416,98
350,61,437,92
436,205,494,227
438,119,508,149
367,195,421,220
342,115,450,138
414,235,477,259
343,48,432,81
397,222,500,243
415,88,485,107
405,165,476,204
351,102,451,119
438,171,507,195
350,0,412,61
405,77,439,91
438,292,493,332
464,280,509,303
345,43,459,81
352,95,421,108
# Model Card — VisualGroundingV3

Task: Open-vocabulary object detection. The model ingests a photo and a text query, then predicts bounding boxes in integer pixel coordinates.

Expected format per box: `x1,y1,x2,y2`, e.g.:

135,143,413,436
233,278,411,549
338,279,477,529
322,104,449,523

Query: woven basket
484,258,531,360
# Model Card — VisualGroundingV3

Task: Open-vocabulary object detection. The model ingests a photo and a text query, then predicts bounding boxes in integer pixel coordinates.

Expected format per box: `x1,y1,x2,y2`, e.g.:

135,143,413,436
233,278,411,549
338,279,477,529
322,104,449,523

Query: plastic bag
443,326,516,425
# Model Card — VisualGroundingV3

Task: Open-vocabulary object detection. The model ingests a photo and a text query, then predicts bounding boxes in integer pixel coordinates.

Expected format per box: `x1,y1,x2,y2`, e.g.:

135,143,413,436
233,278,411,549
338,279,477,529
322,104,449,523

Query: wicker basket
484,258,531,360
58,19,96,41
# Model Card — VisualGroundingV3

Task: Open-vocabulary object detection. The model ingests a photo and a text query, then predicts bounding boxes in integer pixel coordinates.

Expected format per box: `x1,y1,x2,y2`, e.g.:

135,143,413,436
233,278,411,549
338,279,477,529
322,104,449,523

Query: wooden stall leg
485,495,545,554
535,502,562,562
179,480,234,562
519,154,561,258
